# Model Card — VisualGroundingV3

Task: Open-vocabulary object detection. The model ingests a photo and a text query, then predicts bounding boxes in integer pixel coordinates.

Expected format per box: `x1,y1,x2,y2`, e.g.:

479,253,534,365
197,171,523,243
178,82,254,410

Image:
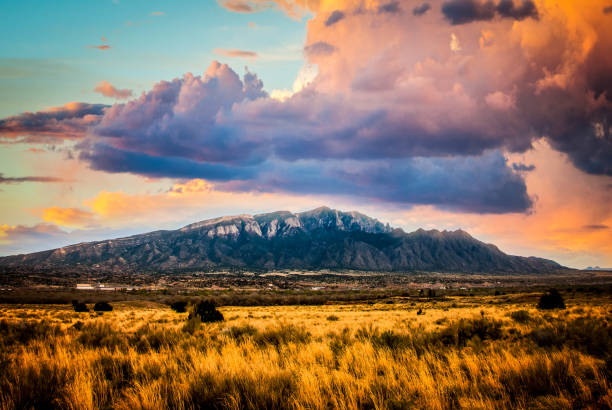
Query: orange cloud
87,45,111,50
217,0,314,19
94,81,133,99
213,48,258,59
42,207,95,228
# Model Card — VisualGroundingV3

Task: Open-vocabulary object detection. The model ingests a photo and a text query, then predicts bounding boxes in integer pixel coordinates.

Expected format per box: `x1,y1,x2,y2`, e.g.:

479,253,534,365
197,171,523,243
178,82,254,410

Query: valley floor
0,290,611,409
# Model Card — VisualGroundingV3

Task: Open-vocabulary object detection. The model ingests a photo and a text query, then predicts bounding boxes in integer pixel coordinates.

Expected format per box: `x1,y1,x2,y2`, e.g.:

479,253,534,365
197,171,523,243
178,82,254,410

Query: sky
0,0,611,269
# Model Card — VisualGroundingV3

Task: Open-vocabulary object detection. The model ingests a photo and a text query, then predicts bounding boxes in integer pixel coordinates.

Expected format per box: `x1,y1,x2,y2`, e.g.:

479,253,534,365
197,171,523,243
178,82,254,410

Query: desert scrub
0,297,611,409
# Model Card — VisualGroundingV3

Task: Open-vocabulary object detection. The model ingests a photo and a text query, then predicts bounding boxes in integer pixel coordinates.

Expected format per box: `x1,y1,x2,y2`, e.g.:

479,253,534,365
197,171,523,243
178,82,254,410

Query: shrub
436,317,503,347
93,302,113,312
510,310,531,323
189,300,224,323
72,300,89,312
77,322,126,349
225,324,258,342
170,301,188,313
537,289,565,310
130,325,182,352
0,319,63,347
326,315,339,321
254,323,310,347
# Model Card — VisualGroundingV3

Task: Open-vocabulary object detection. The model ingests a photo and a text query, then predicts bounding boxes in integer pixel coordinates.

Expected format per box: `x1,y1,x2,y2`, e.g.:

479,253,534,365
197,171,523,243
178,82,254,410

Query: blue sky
0,0,306,117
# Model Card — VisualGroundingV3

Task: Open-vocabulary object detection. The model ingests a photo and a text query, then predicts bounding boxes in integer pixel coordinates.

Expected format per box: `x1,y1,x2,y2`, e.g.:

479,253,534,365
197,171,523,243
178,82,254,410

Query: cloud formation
0,173,67,184
441,0,538,25
94,81,133,99
413,3,431,16
0,102,106,142
213,48,258,59
42,207,95,228
325,10,345,26
2,0,612,216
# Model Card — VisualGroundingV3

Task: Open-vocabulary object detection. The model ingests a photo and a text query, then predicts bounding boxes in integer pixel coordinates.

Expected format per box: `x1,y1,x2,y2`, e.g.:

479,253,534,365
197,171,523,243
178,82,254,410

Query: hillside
0,207,562,273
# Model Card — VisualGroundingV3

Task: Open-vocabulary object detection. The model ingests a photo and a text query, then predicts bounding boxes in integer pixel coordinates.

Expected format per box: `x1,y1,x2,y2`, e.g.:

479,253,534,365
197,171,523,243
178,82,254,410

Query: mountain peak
0,207,563,274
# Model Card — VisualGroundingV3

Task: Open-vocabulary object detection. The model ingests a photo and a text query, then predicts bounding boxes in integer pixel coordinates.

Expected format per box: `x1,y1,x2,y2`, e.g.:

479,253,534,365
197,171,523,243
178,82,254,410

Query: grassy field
0,290,611,409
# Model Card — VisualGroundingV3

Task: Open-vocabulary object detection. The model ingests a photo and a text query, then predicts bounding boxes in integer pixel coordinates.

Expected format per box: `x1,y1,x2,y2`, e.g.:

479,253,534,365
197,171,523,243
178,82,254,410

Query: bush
538,289,565,310
540,289,565,310
93,302,113,312
254,323,310,347
189,300,224,323
72,300,88,312
510,310,531,323
326,315,339,321
0,319,63,347
170,301,188,313
77,322,126,349
436,317,503,347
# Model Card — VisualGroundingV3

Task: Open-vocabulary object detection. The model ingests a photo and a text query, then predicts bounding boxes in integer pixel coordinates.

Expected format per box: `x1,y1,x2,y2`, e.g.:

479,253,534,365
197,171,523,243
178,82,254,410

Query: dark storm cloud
79,144,254,180
413,3,431,16
603,5,612,14
325,10,345,26
220,152,533,214
442,0,538,25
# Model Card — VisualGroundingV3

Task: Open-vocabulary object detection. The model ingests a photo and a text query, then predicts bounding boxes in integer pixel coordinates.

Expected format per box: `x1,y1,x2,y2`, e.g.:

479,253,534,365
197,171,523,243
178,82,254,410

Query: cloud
442,0,538,25
582,224,609,230
304,41,336,57
42,207,95,228
450,33,462,52
0,173,67,184
87,44,111,50
485,91,516,110
150,11,164,16
213,48,258,59
378,2,401,14
605,5,612,14
0,223,66,246
0,102,107,142
413,3,431,16
325,10,345,26
94,81,133,99
512,163,535,172
219,151,533,213
3,1,612,216
217,0,309,19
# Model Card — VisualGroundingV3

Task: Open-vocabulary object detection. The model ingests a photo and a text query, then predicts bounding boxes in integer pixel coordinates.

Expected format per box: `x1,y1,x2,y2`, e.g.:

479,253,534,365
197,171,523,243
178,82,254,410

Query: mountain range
0,207,563,274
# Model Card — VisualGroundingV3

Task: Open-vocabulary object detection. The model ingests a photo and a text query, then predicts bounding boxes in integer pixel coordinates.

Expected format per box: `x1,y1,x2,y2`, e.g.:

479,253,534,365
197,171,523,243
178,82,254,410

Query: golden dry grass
0,292,611,409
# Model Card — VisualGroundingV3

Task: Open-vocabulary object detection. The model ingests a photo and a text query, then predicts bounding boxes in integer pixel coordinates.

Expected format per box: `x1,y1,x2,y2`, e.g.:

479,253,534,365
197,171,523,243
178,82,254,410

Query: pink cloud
94,81,134,99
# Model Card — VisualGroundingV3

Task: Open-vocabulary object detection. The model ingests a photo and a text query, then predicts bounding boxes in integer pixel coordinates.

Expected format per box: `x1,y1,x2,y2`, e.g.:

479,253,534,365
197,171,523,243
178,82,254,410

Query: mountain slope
0,207,562,273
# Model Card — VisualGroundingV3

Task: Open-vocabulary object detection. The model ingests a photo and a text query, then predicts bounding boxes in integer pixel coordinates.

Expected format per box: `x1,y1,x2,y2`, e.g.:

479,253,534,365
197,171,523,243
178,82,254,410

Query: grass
0,291,611,409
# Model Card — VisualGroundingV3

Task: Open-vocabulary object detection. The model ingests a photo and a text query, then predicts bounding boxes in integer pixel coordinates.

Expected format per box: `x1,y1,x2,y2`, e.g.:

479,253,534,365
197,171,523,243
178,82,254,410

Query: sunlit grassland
0,291,611,409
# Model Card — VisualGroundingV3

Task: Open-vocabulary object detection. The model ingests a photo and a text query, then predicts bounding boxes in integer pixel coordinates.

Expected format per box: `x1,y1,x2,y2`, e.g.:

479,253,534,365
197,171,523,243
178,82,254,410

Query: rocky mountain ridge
0,207,562,274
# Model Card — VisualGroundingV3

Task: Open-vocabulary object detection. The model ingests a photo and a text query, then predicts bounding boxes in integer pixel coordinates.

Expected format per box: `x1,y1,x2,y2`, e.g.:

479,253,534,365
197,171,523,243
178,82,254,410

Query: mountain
0,207,563,274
